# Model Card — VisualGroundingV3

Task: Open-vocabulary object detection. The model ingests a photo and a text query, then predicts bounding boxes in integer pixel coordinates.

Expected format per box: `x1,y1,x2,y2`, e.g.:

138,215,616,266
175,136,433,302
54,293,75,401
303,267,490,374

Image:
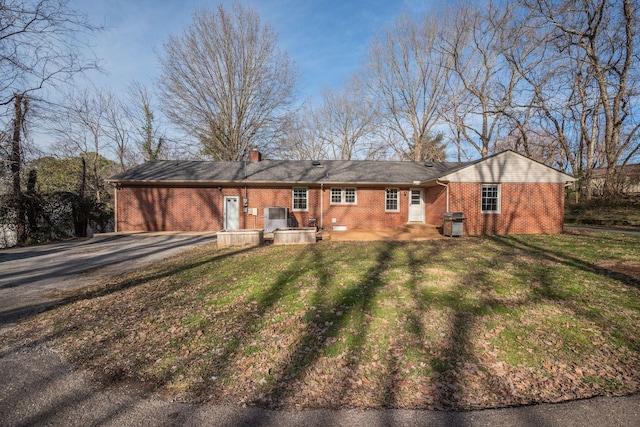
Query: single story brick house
107,149,575,236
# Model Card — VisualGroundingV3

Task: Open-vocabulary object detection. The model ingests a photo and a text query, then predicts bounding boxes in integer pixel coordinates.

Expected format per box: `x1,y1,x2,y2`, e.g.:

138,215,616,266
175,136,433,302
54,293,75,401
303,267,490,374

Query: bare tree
273,102,328,160
127,81,166,162
101,90,134,172
0,0,100,242
0,0,99,107
364,11,452,161
7,94,28,239
492,3,580,169
51,89,114,202
313,76,384,160
523,0,640,198
157,3,297,161
495,127,567,168
440,1,520,158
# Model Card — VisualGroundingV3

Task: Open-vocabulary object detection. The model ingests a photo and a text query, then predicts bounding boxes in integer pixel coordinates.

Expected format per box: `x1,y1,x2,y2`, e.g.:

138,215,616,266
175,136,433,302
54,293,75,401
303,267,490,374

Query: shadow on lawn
1,244,258,357
402,241,525,410
199,240,531,411
497,234,640,290
182,242,396,407
59,244,259,304
492,235,640,352
261,242,395,406
8,234,640,426
177,237,624,412
1,244,262,427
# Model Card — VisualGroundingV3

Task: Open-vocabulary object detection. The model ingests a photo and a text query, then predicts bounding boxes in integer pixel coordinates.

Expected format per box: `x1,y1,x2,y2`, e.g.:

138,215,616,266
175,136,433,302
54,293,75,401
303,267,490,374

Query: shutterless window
331,188,342,204
481,184,500,213
385,188,399,211
345,188,356,203
293,187,308,210
330,188,357,204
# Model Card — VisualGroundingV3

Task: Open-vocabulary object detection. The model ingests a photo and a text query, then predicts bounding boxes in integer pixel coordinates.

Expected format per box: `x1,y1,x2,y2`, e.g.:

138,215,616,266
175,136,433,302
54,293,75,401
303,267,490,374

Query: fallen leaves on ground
4,235,640,410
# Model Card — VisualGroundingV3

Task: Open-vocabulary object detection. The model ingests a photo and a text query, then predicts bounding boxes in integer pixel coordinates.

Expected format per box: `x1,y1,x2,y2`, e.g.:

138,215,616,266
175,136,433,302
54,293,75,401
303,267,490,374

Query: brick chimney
248,148,262,162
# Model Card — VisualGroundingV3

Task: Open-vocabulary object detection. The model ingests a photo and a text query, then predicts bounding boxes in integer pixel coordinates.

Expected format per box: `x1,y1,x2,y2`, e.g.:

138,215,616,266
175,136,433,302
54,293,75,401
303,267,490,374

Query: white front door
408,189,424,222
224,196,239,230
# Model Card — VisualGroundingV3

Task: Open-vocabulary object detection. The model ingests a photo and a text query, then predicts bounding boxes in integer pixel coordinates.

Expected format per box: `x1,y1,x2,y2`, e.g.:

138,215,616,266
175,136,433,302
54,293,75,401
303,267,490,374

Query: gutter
113,184,118,233
105,179,429,187
436,179,450,212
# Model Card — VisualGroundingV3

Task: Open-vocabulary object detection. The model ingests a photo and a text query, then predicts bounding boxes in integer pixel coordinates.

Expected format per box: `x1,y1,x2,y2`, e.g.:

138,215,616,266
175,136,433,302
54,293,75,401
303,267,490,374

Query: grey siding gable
439,151,575,184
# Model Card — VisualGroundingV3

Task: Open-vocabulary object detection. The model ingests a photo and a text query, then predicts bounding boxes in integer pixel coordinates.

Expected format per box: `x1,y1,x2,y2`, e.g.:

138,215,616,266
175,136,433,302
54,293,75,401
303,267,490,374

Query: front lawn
6,231,640,410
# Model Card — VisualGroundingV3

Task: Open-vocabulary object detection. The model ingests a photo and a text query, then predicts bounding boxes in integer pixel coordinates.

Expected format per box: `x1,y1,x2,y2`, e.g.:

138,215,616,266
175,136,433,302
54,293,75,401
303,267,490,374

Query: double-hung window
481,184,500,213
330,188,357,205
292,187,308,211
385,188,399,212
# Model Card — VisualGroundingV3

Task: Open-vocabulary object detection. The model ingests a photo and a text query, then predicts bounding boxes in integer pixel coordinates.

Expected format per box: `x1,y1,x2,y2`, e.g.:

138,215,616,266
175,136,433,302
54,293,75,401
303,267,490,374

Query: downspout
245,184,248,229
320,183,324,230
113,184,119,233
244,158,248,228
436,180,449,212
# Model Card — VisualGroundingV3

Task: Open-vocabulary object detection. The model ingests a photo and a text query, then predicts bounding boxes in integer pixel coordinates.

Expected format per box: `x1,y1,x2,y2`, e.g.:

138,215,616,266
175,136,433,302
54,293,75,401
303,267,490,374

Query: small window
330,187,357,205
481,184,500,213
385,188,399,212
331,188,342,204
410,190,421,205
344,188,356,204
293,187,308,211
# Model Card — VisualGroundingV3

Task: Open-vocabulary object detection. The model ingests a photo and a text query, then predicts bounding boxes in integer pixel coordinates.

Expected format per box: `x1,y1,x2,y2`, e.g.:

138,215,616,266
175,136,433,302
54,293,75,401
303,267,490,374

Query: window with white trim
385,188,399,212
345,188,356,204
330,187,357,205
331,188,342,204
481,184,500,213
293,187,308,211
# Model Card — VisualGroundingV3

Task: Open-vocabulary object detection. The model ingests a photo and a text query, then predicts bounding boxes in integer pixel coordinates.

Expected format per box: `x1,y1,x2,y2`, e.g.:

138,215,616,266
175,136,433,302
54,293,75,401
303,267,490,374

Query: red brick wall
116,186,224,232
424,185,447,225
448,182,566,235
320,187,408,230
115,182,566,235
115,185,415,232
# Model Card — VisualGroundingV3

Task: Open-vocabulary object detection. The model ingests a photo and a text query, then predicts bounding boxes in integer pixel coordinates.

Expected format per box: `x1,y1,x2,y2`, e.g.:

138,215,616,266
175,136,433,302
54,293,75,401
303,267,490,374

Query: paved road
0,233,217,327
0,343,638,427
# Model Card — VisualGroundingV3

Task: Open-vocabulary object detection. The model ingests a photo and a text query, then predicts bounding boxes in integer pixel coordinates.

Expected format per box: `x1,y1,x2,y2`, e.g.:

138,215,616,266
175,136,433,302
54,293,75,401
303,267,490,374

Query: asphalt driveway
0,233,217,327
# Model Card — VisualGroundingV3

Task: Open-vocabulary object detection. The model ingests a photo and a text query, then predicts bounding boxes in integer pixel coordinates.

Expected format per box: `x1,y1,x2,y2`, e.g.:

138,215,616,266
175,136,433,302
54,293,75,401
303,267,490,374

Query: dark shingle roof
108,159,470,185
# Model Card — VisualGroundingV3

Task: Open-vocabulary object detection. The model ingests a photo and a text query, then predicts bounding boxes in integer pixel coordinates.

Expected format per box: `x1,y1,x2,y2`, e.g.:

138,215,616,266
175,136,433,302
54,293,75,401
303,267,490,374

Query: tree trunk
11,94,25,243
74,157,89,238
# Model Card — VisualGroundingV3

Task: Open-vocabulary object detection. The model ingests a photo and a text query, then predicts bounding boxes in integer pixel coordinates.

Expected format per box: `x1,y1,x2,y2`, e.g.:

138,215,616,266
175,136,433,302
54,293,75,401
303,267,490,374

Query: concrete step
396,223,442,235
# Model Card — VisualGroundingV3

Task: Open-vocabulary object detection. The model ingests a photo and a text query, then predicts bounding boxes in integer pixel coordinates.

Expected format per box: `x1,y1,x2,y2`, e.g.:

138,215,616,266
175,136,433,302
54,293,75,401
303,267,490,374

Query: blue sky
70,0,436,101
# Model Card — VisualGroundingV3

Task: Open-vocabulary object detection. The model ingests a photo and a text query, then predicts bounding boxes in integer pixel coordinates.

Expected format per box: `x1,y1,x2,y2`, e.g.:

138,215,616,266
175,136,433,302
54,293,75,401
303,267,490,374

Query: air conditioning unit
264,207,289,232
